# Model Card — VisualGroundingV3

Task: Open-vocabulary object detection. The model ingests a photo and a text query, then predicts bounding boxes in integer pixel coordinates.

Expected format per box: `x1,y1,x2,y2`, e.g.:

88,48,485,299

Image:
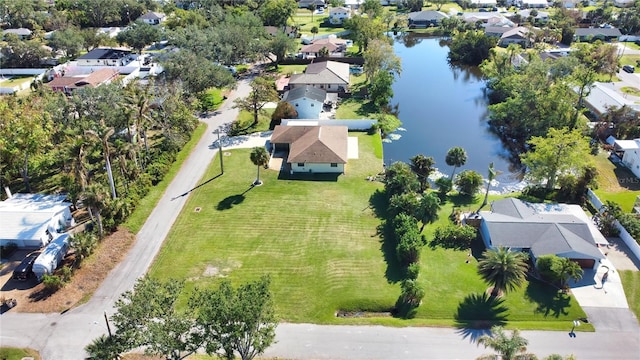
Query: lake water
384,36,525,192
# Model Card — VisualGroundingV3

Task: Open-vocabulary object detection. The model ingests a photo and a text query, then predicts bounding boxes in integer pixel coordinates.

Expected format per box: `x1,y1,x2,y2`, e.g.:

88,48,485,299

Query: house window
330,163,338,167
297,163,305,167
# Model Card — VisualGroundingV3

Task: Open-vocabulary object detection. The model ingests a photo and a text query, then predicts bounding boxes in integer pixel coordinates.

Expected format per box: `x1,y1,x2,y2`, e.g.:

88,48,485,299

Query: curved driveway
1,76,640,359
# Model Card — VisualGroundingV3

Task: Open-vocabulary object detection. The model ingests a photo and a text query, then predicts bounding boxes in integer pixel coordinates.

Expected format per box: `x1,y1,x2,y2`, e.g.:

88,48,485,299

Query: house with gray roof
288,61,350,93
270,125,348,174
283,85,327,119
479,198,607,269
2,28,32,40
137,11,166,25
574,27,622,42
407,11,449,28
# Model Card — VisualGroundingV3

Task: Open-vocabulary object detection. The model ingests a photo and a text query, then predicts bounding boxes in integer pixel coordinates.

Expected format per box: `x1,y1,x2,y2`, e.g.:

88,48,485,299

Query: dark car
12,253,39,281
622,65,635,73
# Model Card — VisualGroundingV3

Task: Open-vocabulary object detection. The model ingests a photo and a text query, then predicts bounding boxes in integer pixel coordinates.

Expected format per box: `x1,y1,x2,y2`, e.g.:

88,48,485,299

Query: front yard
149,132,591,330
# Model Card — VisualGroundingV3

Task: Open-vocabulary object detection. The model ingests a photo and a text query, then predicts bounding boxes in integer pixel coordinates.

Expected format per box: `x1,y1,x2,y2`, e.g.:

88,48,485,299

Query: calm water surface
385,36,524,191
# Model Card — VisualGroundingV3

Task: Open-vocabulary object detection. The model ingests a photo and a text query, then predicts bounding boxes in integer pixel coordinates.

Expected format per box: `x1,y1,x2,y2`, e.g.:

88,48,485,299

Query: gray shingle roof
481,198,605,260
289,61,349,86
408,11,449,22
283,85,326,103
574,27,622,37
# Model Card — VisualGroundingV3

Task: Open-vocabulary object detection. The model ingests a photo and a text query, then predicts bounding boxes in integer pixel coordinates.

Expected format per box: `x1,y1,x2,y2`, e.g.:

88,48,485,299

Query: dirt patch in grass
0,228,135,314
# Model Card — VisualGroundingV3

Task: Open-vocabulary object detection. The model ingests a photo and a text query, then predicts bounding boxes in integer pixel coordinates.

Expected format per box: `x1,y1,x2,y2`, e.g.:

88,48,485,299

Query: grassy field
0,347,40,360
290,14,336,36
149,132,591,330
592,152,640,212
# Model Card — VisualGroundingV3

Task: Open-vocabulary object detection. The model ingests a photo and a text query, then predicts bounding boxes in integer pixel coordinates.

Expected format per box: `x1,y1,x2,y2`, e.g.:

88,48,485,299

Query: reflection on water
384,37,525,192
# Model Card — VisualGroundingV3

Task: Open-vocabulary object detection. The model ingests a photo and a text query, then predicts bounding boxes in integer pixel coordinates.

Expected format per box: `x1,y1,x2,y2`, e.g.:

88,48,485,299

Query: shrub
618,213,640,241
270,101,298,130
60,265,73,283
406,262,420,280
42,274,64,291
454,170,483,195
432,224,477,250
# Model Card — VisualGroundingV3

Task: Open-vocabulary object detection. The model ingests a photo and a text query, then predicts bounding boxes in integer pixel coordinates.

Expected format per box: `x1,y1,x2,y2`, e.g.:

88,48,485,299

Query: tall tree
477,247,529,298
384,161,419,197
48,27,84,58
82,183,109,238
415,192,441,233
344,15,385,53
110,276,203,360
115,21,161,53
520,128,591,190
234,76,279,127
361,0,383,18
448,30,497,66
363,38,402,84
260,0,297,27
410,154,435,193
445,146,467,180
454,169,483,196
250,147,269,186
477,162,497,212
308,4,317,23
477,326,535,360
162,50,236,94
85,124,117,199
269,30,297,66
194,276,277,360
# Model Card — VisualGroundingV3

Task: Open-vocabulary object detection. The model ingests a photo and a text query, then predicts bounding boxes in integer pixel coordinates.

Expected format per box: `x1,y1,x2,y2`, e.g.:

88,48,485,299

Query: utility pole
104,311,112,338
216,129,224,174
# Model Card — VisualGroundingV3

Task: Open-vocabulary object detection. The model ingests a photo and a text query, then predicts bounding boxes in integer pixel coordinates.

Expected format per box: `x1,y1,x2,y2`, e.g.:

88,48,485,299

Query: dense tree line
0,81,198,234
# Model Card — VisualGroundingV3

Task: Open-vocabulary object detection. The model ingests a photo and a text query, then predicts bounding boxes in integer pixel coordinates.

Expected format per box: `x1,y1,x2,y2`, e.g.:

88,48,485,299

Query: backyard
149,132,591,330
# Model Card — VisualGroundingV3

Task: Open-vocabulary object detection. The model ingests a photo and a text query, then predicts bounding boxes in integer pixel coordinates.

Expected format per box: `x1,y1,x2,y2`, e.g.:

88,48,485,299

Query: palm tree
83,184,109,238
477,247,529,298
477,326,536,360
308,4,317,23
85,334,123,360
477,162,497,213
400,279,425,307
555,258,583,288
250,147,269,186
445,146,467,180
410,154,435,193
85,123,117,199
415,192,440,233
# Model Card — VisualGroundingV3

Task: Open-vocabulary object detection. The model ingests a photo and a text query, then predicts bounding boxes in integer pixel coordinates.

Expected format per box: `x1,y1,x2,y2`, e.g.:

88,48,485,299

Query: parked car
622,65,635,73
12,252,39,281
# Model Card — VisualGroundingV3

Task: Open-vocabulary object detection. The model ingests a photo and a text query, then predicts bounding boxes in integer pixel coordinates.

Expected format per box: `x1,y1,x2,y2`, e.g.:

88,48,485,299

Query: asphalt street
1,73,640,359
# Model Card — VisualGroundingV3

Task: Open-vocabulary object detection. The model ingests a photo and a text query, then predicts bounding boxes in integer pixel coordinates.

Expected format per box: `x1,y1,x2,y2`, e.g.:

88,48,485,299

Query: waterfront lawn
150,131,591,330
593,152,640,212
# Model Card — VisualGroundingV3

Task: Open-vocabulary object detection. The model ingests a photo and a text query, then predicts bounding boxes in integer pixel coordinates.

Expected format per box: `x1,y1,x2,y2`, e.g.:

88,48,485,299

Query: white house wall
622,149,640,178
291,162,344,173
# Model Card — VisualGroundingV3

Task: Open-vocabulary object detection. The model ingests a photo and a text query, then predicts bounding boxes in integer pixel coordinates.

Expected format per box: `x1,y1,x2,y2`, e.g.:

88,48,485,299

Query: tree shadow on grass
217,194,246,210
525,277,571,318
377,221,404,284
368,189,389,219
449,193,478,207
455,292,509,339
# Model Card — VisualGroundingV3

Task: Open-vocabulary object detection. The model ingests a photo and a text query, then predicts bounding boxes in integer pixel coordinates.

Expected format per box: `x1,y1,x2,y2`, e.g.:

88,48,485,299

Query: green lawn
231,108,275,135
0,347,40,360
620,270,640,323
290,14,337,36
149,132,591,329
592,152,640,213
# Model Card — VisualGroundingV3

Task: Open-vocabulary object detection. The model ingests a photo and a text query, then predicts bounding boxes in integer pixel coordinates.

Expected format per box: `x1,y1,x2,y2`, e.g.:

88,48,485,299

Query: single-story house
461,13,515,28
76,47,133,66
613,0,635,7
0,193,75,248
470,0,498,7
283,85,327,119
498,26,533,47
298,0,326,8
46,68,119,95
2,28,32,40
517,0,549,8
580,82,640,118
574,27,622,42
479,198,607,269
329,7,351,25
300,38,348,58
517,9,549,23
407,11,449,28
270,125,348,174
137,11,166,25
288,60,350,93
613,138,640,178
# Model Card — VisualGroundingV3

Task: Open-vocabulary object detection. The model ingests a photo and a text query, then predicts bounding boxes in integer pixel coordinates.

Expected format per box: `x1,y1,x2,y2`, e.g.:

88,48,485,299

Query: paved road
2,75,640,359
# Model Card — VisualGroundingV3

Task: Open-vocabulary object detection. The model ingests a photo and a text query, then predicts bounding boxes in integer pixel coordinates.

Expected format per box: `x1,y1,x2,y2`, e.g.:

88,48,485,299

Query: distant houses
137,11,166,25
2,28,33,40
329,7,351,25
76,47,134,67
407,11,449,29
